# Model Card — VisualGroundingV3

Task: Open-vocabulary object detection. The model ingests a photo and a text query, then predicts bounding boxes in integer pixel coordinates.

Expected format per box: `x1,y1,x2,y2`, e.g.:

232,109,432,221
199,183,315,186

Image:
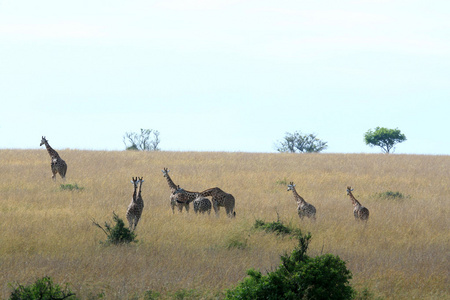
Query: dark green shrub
92,212,138,245
9,276,77,300
143,290,161,299
375,191,406,201
253,219,299,236
225,230,354,300
60,183,84,191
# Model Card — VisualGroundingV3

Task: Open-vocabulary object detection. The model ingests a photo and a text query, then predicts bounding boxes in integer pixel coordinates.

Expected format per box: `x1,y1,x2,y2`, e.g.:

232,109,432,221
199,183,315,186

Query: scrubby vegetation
92,212,138,245
227,225,354,299
59,183,84,191
374,191,407,201
8,276,77,300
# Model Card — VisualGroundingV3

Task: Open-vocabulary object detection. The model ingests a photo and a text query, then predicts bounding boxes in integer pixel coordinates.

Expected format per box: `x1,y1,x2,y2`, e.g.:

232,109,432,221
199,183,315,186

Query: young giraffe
199,187,235,218
40,136,67,180
162,168,197,213
126,177,144,230
346,186,369,221
287,182,316,220
176,191,212,215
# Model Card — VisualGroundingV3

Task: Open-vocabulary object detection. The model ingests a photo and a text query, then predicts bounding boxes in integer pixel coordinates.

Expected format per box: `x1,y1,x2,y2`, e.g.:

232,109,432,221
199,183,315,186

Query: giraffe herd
40,136,370,231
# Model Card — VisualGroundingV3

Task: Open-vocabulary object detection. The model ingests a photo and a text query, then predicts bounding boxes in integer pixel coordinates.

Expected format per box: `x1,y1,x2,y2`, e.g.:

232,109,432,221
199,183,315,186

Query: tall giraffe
200,187,235,217
162,168,197,213
346,186,369,221
40,136,67,180
127,177,144,230
287,182,316,220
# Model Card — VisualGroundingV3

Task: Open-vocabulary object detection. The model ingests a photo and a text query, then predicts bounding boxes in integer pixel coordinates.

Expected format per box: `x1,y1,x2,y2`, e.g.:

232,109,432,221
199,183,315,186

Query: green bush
9,276,77,300
92,212,138,245
225,230,354,300
253,219,299,236
375,191,406,201
60,183,84,191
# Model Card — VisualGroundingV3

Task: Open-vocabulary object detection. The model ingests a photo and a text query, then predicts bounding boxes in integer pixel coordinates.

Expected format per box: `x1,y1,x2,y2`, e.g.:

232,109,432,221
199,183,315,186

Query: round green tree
364,127,406,153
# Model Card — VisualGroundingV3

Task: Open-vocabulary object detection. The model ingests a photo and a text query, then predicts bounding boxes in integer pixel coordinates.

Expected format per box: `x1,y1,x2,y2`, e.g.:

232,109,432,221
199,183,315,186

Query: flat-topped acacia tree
364,127,406,153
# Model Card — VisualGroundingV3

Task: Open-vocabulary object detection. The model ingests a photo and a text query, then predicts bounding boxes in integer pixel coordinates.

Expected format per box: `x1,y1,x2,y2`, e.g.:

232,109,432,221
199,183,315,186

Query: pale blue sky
1,0,449,154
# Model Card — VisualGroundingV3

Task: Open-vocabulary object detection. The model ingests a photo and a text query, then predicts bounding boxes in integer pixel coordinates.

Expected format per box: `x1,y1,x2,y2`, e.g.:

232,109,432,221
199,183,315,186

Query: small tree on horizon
276,131,328,153
123,129,160,151
364,127,406,153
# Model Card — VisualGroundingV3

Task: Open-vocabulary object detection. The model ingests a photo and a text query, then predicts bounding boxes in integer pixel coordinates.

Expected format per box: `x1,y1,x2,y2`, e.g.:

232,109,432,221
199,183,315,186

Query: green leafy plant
253,218,301,237
8,276,77,300
60,183,84,191
226,228,354,300
364,127,406,153
143,290,161,300
276,131,328,153
92,212,138,245
375,191,406,201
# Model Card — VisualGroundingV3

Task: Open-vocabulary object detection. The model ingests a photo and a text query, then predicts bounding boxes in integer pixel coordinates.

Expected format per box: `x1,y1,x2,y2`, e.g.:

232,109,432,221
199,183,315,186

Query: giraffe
176,191,212,215
126,177,144,230
162,168,198,213
199,187,235,217
346,186,369,221
40,136,67,180
287,182,316,220
162,168,188,213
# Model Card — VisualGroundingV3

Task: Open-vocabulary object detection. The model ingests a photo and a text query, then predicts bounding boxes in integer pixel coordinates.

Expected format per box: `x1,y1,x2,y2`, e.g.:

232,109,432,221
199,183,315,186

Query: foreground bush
226,228,354,300
9,276,77,300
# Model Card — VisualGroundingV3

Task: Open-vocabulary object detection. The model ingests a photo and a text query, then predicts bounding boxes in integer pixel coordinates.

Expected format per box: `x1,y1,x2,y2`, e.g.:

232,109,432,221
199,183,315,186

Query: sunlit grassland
0,149,448,299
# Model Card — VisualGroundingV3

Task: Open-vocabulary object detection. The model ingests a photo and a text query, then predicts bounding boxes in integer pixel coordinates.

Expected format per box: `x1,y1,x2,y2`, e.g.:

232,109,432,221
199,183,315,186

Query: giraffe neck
132,184,138,202
44,141,60,159
137,182,143,199
348,192,361,207
291,188,306,205
164,174,178,192
200,187,221,197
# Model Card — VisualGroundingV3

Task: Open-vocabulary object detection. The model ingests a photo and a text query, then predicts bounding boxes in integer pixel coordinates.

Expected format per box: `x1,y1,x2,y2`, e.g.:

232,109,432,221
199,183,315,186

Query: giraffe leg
127,214,133,230
60,164,67,179
213,201,220,217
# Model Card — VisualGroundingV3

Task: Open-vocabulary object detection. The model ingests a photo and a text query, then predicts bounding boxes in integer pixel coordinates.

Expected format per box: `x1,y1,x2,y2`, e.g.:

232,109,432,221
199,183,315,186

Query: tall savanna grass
0,150,448,299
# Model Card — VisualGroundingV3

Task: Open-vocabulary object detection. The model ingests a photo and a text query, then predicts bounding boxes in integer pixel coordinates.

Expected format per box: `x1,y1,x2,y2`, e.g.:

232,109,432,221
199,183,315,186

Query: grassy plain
0,149,448,299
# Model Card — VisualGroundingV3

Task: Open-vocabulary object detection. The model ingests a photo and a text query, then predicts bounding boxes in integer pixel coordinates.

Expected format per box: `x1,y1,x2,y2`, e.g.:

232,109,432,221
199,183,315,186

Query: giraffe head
40,136,48,146
130,177,139,188
346,186,354,195
287,182,296,191
162,168,170,177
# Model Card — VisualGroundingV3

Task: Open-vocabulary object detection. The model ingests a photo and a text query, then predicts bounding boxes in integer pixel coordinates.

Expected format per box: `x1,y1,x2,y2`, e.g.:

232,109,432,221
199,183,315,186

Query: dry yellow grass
0,149,448,299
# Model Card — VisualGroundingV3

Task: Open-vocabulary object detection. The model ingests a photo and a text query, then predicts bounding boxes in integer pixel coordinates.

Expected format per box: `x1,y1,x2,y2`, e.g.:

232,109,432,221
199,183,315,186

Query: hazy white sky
1,0,449,154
